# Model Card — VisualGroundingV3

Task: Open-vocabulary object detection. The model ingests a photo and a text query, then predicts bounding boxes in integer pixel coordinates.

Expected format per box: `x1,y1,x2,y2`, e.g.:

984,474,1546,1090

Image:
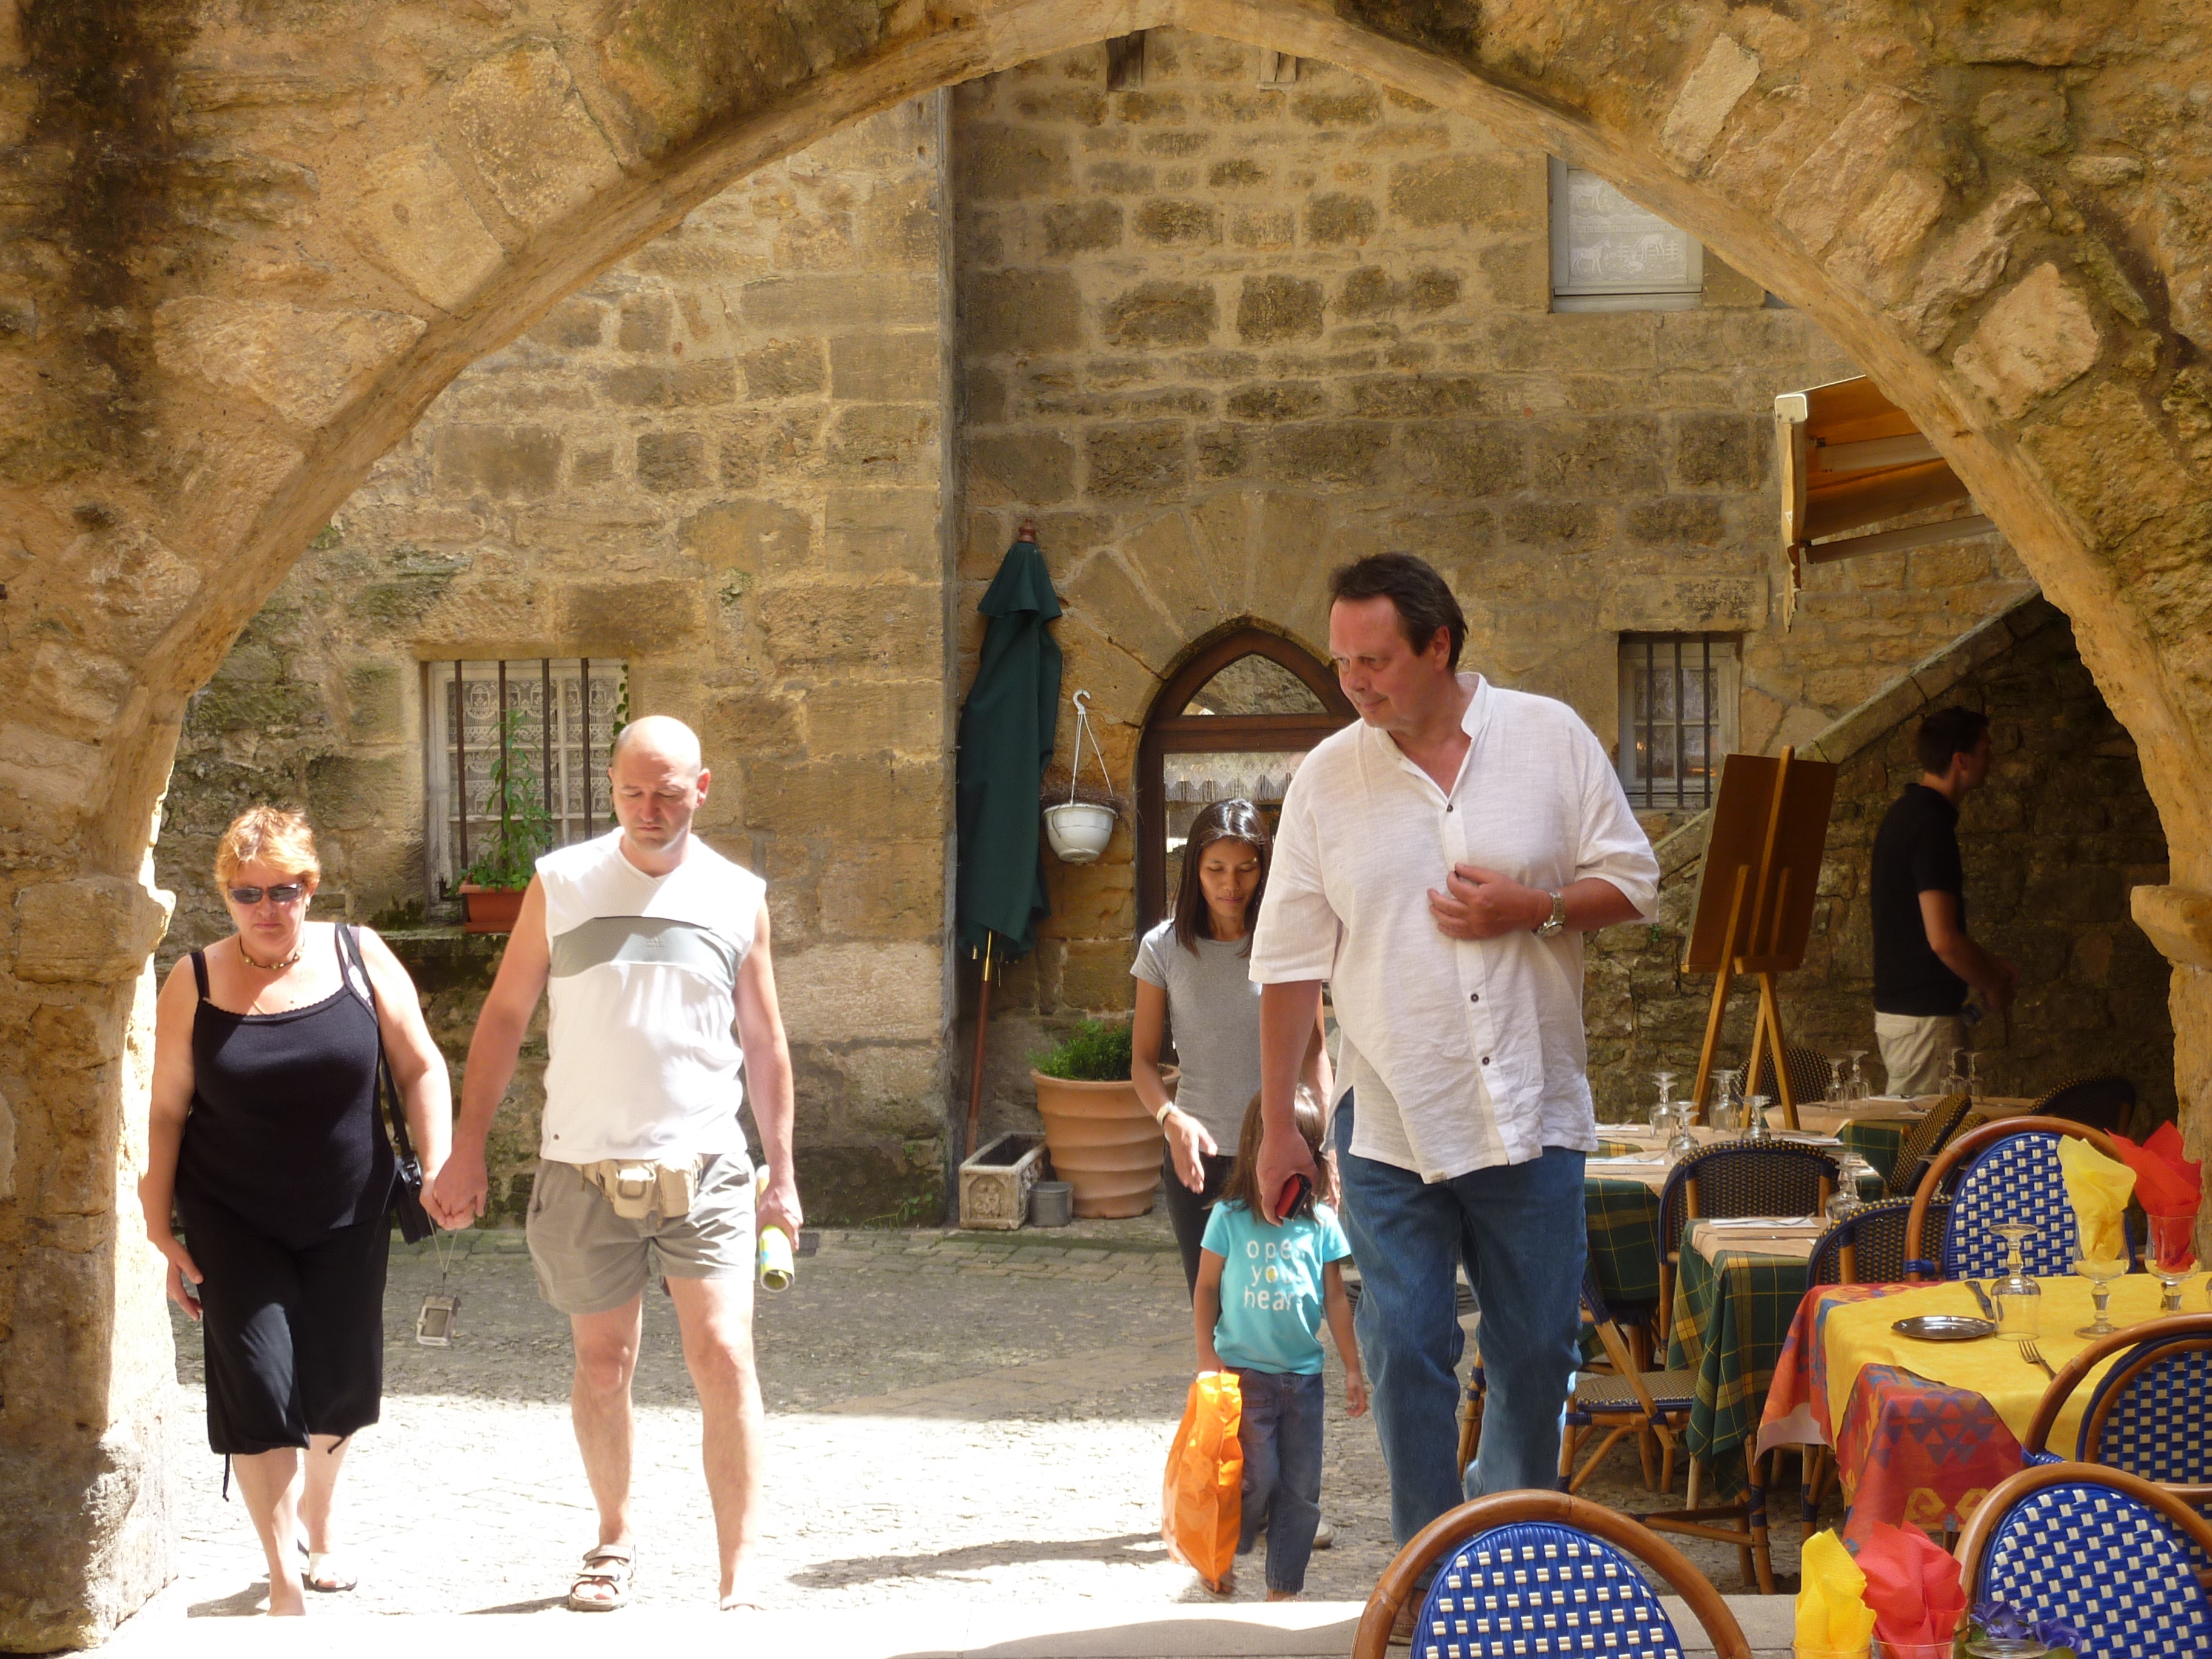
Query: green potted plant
1030,1019,1162,1218
456,706,554,934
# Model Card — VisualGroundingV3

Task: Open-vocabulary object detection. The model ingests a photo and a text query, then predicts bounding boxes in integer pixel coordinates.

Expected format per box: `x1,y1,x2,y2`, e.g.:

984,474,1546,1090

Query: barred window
423,659,626,896
1618,634,1737,810
1549,157,1704,313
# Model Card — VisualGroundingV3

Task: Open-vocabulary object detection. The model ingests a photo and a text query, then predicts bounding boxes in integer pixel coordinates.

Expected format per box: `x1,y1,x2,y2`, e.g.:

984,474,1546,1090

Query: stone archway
6,0,2212,1644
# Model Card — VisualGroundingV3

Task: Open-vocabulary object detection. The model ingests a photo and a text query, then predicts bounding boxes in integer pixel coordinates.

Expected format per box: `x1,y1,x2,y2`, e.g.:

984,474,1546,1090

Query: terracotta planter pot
1030,1069,1161,1218
458,883,526,934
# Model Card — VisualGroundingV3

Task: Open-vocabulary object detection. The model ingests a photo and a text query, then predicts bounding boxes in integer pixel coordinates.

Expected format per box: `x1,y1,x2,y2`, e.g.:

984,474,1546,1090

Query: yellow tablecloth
1817,1271,2212,1447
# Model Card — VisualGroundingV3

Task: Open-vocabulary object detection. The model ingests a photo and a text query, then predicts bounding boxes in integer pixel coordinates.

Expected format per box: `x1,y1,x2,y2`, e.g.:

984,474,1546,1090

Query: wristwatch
1536,889,1567,939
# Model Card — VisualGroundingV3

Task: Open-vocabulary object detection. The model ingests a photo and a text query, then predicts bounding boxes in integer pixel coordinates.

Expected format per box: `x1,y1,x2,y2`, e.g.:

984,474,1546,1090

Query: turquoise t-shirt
1202,1199,1354,1376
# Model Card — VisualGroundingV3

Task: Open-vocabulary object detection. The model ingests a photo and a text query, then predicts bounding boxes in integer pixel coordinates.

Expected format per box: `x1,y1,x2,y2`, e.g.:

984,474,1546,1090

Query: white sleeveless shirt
537,830,766,1162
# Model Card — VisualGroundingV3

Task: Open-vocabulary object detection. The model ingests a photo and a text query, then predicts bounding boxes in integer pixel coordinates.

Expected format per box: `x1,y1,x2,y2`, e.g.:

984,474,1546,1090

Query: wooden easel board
1683,752,1838,975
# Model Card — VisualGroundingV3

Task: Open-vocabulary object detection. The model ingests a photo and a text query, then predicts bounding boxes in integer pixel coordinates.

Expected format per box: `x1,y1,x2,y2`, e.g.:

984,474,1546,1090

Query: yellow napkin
2059,1136,2135,1261
1795,1529,1876,1655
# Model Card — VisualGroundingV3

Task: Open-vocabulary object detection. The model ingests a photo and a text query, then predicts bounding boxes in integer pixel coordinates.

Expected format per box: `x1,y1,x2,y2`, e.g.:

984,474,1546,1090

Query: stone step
101,1595,1799,1658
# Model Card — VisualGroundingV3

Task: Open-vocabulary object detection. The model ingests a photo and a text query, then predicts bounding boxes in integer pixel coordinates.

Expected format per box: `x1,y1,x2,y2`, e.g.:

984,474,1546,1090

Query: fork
2020,1338,2056,1380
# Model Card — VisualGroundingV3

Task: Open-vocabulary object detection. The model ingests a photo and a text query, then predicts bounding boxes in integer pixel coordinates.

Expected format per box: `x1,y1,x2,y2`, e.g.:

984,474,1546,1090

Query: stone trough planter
958,1131,1048,1231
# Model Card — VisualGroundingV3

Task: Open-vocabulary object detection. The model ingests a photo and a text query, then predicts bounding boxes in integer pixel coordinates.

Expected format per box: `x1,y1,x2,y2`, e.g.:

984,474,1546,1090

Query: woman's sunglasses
226,883,307,907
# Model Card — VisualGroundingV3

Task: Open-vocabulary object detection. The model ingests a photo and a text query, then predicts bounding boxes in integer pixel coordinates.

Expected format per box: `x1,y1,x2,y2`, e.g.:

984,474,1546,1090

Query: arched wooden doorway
1136,628,1357,931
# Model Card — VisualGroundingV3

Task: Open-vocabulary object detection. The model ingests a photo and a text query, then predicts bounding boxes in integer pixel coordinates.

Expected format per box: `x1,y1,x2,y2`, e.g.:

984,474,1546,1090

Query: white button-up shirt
1250,674,1660,1182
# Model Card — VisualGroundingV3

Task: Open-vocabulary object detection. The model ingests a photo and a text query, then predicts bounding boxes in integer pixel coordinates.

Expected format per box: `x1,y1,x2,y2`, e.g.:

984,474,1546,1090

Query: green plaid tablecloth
1840,1118,1911,1193
1664,1229,1809,1500
1584,1176,1664,1312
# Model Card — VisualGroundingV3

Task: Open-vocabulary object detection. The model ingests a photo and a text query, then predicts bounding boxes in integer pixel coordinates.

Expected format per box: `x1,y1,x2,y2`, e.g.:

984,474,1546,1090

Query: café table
1757,1269,2212,1542
1664,1215,1826,1501
1584,1125,1877,1316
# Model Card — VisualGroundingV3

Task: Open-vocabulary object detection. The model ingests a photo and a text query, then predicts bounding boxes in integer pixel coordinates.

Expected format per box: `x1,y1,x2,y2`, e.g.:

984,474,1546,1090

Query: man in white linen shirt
1249,553,1658,1555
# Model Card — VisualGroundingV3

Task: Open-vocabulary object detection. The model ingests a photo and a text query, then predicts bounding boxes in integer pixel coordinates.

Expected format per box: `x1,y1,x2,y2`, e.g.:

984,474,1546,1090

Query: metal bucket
1028,1180,1074,1228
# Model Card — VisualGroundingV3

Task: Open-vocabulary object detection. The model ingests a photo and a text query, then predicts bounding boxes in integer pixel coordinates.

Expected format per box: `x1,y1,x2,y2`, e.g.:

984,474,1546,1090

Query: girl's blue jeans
1232,1366,1325,1592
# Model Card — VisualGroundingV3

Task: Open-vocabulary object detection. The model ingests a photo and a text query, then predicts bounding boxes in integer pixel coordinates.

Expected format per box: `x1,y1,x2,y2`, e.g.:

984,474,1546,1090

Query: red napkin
1854,1520,1967,1649
2111,1124,2204,1218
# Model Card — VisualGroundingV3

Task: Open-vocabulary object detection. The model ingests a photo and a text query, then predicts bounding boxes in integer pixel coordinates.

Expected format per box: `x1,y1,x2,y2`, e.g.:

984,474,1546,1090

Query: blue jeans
1233,1367,1325,1592
1333,1097,1587,1546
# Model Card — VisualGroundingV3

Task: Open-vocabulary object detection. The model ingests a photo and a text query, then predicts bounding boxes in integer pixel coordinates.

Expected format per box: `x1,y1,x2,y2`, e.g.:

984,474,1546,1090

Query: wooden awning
1775,376,1992,626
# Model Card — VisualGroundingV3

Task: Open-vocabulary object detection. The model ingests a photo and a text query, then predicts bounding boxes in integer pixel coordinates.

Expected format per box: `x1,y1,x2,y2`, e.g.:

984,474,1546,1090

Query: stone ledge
102,1596,1797,1657
2131,885,2212,970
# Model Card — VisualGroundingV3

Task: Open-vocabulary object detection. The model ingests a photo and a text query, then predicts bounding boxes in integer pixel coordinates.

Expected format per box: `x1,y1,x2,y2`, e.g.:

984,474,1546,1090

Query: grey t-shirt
1130,917,1263,1144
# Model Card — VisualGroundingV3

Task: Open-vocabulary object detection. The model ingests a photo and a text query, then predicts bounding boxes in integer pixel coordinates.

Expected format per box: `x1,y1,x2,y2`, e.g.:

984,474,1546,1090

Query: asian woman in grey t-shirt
1131,799,1332,1298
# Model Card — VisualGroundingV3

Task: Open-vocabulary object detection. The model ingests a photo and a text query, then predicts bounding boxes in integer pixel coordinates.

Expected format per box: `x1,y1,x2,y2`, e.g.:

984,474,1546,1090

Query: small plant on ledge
456,706,553,933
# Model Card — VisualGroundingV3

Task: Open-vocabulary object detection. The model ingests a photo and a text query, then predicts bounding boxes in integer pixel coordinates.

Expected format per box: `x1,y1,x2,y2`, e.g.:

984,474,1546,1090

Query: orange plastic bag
1162,1371,1243,1589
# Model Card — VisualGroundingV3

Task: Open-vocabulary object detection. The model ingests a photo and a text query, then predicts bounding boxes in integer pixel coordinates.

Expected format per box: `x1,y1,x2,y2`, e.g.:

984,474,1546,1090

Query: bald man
437,715,800,1612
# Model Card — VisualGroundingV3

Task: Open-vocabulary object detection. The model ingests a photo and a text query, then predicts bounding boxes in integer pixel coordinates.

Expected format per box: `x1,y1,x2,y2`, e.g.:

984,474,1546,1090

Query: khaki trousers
1874,1011,1965,1095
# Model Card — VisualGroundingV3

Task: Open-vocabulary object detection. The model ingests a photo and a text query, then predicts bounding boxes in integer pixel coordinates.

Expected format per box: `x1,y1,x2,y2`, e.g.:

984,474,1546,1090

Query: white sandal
568,1543,635,1612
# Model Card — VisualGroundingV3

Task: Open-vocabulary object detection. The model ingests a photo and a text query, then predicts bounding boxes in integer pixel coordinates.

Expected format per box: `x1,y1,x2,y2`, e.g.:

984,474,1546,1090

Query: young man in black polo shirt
1869,706,2018,1093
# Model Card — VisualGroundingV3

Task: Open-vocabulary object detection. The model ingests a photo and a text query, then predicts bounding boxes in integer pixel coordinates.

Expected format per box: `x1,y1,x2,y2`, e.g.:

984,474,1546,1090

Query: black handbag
339,924,436,1244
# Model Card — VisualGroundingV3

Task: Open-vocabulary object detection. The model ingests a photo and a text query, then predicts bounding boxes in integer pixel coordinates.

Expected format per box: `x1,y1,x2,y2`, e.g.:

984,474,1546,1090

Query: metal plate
1892,1313,1996,1342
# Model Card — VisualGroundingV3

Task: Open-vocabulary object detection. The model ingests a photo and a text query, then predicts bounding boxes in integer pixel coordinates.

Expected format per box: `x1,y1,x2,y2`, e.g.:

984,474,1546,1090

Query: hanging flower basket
1042,689,1122,865
1043,802,1116,863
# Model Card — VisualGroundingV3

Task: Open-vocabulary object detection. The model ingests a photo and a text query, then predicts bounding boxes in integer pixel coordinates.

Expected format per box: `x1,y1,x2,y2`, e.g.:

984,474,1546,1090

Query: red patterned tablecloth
1758,1282,2023,1541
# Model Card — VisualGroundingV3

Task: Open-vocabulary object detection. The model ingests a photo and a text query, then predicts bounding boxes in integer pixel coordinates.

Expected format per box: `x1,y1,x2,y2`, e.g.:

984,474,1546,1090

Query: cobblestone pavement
150,1199,1824,1621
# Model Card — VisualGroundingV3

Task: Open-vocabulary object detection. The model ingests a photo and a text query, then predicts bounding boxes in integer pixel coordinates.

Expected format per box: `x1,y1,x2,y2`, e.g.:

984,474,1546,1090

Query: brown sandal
568,1543,635,1612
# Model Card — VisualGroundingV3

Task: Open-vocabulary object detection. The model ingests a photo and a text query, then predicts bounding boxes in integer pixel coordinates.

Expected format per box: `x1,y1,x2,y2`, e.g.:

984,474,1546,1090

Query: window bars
430,658,623,890
1621,634,1728,811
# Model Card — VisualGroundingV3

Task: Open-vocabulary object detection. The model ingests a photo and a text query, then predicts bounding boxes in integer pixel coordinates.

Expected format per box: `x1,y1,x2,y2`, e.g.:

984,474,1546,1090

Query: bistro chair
2022,1313,2212,1569
1903,1115,2125,1282
1352,1490,1754,1659
1956,1463,2212,1657
1748,1040,1831,1121
2034,1072,2139,1137
1563,1266,1695,1497
1885,1091,1978,1198
1806,1194,1952,1288
1655,1138,1838,1333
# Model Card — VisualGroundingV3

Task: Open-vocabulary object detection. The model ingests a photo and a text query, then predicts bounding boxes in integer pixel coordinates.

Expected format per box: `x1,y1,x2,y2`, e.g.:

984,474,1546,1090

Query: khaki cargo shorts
526,1148,754,1316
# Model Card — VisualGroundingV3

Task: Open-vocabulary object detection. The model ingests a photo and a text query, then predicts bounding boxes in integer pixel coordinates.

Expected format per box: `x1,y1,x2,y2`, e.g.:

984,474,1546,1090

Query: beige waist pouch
578,1156,701,1221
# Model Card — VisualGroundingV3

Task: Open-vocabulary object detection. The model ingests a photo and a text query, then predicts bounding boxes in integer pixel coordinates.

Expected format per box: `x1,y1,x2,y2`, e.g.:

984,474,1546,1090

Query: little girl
1193,1089,1367,1600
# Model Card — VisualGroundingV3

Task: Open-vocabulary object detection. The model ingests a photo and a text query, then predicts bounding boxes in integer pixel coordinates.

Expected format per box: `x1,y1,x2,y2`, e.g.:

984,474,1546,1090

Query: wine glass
1649,1070,1676,1134
1990,1222,2042,1339
1743,1092,1774,1141
2147,1212,2199,1313
1826,1056,1848,1106
1944,1047,1971,1099
1832,1144,1880,1216
2073,1244,2130,1337
1962,1050,1983,1102
1709,1067,1741,1130
1666,1104,1698,1166
1845,1049,1869,1102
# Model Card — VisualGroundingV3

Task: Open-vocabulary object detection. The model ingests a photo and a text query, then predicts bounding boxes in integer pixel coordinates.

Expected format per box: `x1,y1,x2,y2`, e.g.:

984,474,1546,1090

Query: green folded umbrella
954,529,1062,962
954,528,1062,1161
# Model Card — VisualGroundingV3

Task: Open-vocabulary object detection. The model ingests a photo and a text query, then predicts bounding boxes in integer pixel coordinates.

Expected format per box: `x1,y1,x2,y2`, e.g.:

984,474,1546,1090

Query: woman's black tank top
175,928,394,1246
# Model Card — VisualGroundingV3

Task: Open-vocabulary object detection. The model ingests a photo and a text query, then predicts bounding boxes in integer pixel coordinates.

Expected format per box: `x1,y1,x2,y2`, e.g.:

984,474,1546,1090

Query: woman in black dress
141,806,455,1614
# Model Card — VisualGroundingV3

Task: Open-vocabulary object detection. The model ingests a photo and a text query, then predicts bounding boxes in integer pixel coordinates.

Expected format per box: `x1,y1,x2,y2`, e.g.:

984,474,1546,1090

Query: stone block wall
950,31,2038,1137
156,99,957,1225
1587,600,2176,1130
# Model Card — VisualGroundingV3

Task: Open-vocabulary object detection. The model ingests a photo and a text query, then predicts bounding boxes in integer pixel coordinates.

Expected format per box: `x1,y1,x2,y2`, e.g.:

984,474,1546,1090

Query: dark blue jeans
1233,1367,1325,1592
1333,1097,1587,1546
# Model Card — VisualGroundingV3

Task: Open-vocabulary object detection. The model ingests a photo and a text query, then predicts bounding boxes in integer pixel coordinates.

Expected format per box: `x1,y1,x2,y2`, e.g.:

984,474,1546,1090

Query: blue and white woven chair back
2086,1341,2212,1484
1414,1521,1687,1659
1943,1131,2080,1280
1979,1480,2212,1658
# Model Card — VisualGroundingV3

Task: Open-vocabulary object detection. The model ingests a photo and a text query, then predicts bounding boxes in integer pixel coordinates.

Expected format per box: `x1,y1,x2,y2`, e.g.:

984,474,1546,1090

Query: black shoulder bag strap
338,923,434,1243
